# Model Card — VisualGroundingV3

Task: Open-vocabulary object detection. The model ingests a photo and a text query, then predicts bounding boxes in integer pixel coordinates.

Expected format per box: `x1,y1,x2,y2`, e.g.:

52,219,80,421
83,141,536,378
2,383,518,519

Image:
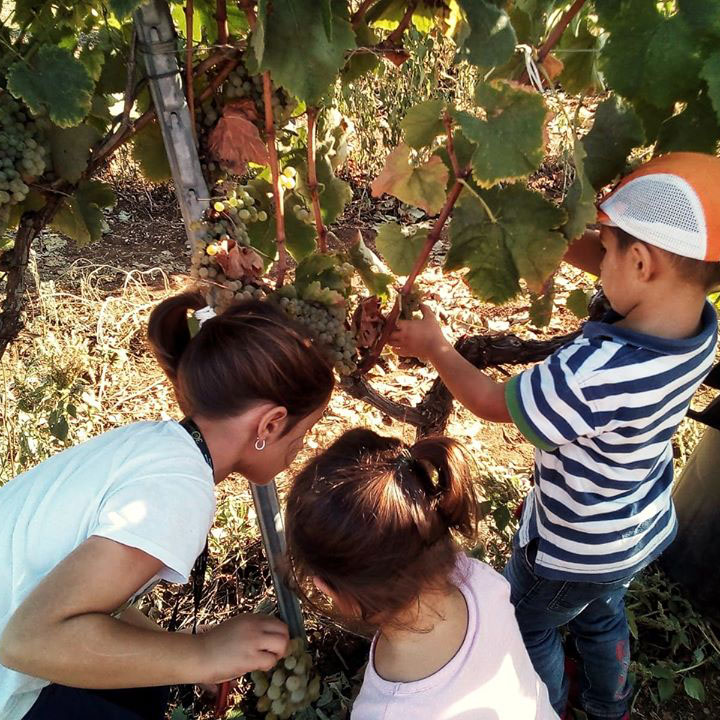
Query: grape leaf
433,130,476,191
371,144,448,215
455,0,517,70
208,105,270,175
599,3,702,110
284,211,317,261
79,46,105,82
447,185,567,303
529,282,555,328
252,0,268,65
316,155,352,225
132,121,172,183
557,17,602,95
6,189,46,231
347,233,393,299
320,0,333,40
365,0,404,29
7,45,94,128
679,0,720,40
87,96,113,135
97,51,128,95
109,0,144,19
683,676,705,702
375,222,428,276
51,181,115,246
452,81,547,187
701,52,720,122
655,92,720,154
562,140,597,242
257,0,356,104
342,23,380,82
582,96,645,190
631,98,673,145
171,3,203,43
244,178,277,266
448,217,519,303
296,151,352,227
566,288,591,319
49,123,101,184
401,99,445,150
296,253,348,295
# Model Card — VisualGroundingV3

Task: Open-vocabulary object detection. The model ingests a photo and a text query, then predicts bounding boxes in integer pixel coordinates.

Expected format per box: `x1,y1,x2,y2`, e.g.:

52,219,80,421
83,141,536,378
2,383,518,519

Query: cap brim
596,208,617,227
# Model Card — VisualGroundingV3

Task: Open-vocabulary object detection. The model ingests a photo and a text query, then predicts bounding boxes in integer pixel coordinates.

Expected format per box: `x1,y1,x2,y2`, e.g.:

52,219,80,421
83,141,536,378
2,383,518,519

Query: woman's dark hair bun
147,292,334,425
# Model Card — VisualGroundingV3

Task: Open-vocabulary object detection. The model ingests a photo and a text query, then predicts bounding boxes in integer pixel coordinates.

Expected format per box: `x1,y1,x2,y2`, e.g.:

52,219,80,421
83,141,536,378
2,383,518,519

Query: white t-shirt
0,421,216,720
352,556,559,720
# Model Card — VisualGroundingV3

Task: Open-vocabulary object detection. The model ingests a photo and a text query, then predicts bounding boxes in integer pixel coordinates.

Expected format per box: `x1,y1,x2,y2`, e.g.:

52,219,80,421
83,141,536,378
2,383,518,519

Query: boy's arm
563,227,603,276
390,306,512,423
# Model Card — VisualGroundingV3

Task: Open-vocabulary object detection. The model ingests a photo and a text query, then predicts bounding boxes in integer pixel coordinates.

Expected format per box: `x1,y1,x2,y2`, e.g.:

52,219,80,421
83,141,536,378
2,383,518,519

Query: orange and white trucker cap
597,152,720,262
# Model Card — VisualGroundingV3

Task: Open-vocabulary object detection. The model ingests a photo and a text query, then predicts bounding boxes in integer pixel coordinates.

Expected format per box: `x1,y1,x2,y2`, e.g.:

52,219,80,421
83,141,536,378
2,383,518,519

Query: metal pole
251,482,306,638
134,0,208,250
135,0,306,639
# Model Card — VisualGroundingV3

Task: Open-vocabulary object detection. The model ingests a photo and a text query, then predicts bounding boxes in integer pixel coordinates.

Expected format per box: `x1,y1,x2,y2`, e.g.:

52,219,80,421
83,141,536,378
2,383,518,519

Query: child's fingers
419,302,434,318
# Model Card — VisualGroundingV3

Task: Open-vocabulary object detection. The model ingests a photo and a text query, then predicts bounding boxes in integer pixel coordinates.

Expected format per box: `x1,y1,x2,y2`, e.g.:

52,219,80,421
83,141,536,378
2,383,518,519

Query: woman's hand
389,304,448,363
198,614,289,684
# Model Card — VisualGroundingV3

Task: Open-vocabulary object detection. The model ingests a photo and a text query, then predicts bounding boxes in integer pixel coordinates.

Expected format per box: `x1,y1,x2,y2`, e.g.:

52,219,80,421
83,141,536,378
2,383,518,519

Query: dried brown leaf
208,105,269,175
352,296,385,349
215,241,264,280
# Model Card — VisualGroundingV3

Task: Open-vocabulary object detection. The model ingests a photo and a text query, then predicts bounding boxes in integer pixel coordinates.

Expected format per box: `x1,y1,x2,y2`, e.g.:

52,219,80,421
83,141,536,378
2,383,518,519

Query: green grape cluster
0,97,47,211
190,193,265,279
399,289,422,320
274,285,358,376
209,279,266,314
250,638,321,720
223,65,296,127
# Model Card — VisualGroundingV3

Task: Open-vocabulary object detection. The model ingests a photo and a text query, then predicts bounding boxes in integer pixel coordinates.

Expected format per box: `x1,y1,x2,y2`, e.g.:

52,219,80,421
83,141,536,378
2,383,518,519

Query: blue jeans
503,535,632,720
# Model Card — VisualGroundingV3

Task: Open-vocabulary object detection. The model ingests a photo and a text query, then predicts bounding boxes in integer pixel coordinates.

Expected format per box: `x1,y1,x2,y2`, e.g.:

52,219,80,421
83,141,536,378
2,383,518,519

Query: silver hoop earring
254,438,266,451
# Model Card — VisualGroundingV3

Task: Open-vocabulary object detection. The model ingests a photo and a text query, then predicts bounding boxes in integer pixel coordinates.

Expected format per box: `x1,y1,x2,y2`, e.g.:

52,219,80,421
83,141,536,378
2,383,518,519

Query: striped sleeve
505,351,596,451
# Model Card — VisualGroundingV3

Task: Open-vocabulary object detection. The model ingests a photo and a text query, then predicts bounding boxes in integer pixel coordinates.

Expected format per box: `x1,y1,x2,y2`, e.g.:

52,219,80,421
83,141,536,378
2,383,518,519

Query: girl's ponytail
287,430,479,630
409,437,478,541
147,291,205,383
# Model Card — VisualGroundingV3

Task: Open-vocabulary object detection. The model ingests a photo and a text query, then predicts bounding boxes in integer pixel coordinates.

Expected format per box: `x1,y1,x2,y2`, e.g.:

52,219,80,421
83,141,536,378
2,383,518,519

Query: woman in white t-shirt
0,291,335,720
286,429,559,720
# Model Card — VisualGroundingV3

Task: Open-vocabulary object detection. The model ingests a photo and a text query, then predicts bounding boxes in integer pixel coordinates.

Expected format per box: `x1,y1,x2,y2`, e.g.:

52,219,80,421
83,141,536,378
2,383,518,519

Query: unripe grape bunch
250,637,321,720
223,63,296,127
0,97,47,214
272,284,358,376
190,185,268,312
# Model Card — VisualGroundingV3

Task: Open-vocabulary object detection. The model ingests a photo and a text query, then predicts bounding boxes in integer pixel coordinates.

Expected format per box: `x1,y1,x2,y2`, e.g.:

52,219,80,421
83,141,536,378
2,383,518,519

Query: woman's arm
0,536,288,688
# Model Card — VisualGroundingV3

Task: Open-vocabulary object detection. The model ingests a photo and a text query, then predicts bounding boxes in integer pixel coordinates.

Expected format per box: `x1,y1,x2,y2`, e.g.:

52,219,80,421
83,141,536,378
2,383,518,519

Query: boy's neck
614,285,707,340
373,585,468,683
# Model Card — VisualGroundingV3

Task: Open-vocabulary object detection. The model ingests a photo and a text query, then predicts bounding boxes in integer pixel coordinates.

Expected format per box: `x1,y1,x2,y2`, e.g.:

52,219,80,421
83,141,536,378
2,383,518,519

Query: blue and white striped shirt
505,302,718,582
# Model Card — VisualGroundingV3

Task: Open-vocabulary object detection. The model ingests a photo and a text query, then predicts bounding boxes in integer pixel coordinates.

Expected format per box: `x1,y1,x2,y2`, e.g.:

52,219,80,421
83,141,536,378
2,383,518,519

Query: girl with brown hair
286,429,558,720
0,292,334,720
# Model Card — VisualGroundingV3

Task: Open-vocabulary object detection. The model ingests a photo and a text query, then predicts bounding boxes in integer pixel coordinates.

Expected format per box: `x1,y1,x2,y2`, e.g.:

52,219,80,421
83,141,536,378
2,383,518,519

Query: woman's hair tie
194,305,217,326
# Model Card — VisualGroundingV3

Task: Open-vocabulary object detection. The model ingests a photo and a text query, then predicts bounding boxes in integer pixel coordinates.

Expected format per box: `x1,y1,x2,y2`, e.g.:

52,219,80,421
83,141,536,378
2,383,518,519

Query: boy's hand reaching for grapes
389,304,448,362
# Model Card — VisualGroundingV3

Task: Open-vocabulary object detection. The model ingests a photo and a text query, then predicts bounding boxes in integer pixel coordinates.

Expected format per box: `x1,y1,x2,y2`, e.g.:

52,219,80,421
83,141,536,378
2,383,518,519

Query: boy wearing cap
390,152,720,720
